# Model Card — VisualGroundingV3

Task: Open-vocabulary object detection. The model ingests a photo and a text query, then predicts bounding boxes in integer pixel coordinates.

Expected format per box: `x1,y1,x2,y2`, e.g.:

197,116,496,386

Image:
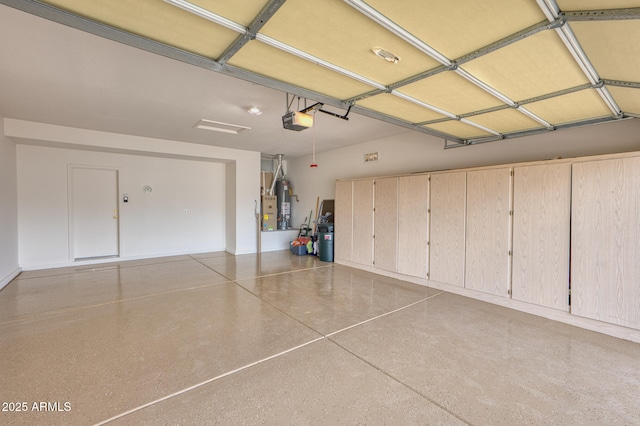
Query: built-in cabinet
465,168,511,297
571,157,640,330
512,163,571,311
335,151,640,340
352,179,374,267
374,178,398,272
397,175,429,278
334,180,353,262
430,172,466,287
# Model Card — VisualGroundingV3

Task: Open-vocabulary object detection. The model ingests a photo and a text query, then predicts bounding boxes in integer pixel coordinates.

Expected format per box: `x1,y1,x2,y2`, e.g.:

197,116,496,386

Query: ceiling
1,0,639,158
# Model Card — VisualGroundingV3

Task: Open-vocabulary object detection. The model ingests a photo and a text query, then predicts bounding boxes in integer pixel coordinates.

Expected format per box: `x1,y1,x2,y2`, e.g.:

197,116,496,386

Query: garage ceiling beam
217,0,287,65
456,116,630,148
563,8,640,22
537,0,622,116
604,79,640,90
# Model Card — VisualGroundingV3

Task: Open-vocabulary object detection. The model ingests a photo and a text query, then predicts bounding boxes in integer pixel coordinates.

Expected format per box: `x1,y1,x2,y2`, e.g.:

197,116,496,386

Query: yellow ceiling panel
41,0,238,58
259,0,441,86
462,30,590,101
366,0,547,59
190,0,269,27
228,41,373,100
558,0,640,10
469,108,542,134
400,71,507,115
524,89,612,125
424,120,493,140
357,94,446,123
571,21,640,83
608,86,640,115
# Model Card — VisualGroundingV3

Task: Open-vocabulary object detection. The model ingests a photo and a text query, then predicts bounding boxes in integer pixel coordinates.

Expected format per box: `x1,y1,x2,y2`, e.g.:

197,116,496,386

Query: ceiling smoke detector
372,48,400,64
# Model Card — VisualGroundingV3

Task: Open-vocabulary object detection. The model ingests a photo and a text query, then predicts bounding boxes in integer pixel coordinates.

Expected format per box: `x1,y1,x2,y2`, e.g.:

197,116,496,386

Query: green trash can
318,223,334,262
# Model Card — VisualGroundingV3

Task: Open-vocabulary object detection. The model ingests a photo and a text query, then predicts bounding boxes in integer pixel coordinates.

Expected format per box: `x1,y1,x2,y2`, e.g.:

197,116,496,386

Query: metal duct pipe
268,154,284,195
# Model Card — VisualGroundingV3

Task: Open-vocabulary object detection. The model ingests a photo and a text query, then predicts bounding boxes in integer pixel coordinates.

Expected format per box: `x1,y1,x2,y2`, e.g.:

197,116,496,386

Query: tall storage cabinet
430,172,466,287
512,163,571,311
334,180,353,262
374,178,398,272
571,157,640,330
335,151,640,342
397,175,429,278
352,179,374,267
464,168,512,297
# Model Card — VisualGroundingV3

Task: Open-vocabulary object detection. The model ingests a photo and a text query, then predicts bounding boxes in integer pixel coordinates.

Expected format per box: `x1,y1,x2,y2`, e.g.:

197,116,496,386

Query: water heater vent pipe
269,154,285,195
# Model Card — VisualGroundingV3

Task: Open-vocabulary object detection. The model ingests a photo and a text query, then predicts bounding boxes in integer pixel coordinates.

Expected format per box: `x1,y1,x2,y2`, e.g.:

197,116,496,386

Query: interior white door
71,167,119,260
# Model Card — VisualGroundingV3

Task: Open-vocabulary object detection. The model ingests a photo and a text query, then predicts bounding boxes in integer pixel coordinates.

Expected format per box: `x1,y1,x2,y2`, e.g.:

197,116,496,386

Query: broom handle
313,197,319,234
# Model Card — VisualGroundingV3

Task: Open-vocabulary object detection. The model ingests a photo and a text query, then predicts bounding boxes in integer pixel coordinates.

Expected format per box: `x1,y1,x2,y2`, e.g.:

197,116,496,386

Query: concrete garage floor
0,251,638,425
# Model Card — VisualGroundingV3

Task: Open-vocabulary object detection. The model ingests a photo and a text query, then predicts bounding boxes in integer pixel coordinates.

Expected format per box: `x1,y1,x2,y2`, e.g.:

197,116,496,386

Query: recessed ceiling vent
194,119,251,134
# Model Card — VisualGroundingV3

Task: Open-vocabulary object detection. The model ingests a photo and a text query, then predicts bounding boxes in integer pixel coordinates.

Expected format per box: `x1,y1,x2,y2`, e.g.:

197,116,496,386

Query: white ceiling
1,1,639,160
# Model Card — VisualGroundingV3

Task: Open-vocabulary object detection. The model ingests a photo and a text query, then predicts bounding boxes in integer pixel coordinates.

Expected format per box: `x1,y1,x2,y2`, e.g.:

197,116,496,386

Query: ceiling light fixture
344,0,451,66
248,106,262,115
194,119,251,134
372,48,400,64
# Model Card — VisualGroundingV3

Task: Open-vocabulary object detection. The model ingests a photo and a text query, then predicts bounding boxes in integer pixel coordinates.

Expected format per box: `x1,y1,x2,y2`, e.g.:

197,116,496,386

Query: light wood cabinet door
572,158,640,329
398,175,429,278
335,180,353,262
352,179,374,266
465,168,511,297
374,178,398,272
430,172,466,287
512,164,571,311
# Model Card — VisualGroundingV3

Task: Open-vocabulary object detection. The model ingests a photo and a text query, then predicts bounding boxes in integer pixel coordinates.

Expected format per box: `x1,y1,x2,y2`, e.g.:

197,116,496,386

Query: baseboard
0,266,22,291
335,259,640,344
230,248,258,255
21,248,227,271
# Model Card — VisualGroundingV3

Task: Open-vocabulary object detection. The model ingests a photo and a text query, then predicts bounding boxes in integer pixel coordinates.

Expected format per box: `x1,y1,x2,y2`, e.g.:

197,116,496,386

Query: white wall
0,115,20,288
225,160,237,254
6,119,260,269
17,145,226,269
288,119,640,227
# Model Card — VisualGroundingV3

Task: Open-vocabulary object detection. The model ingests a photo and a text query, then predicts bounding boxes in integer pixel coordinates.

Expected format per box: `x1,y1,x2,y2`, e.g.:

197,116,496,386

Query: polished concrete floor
1,251,639,425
